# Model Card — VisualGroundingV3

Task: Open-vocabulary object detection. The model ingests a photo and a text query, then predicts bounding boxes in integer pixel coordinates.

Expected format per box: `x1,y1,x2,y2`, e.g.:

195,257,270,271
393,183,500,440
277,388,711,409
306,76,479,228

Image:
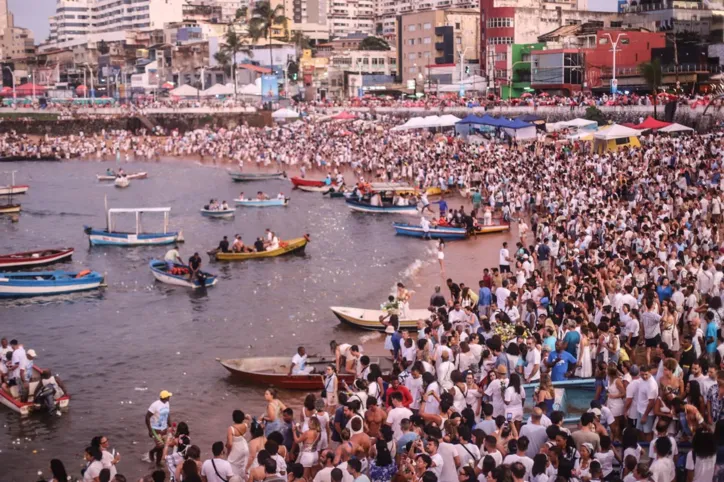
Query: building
326,0,376,38
500,42,542,98
399,8,480,86
327,48,397,97
272,0,329,41
0,0,35,61
480,0,620,92
212,0,250,24
377,0,480,45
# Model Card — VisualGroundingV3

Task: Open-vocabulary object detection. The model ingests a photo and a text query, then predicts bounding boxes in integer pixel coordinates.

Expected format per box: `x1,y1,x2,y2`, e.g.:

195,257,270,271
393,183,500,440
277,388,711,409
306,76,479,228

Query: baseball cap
588,408,602,418
26,349,37,357
160,390,173,399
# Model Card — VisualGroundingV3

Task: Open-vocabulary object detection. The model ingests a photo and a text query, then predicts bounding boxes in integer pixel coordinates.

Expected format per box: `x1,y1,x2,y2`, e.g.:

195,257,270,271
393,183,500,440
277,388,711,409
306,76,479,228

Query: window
408,24,416,31
423,36,431,44
488,37,513,45
494,52,507,61
610,21,622,27
455,22,461,29
486,18,513,28
599,37,608,44
424,52,431,58
621,38,630,44
409,66,418,73
494,69,507,79
423,22,431,30
521,53,531,62
456,37,462,44
409,53,416,60
565,19,580,25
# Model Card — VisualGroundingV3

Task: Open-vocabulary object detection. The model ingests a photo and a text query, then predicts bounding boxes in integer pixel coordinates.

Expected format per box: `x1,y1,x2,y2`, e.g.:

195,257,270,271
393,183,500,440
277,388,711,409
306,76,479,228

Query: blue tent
499,118,534,129
478,115,506,127
516,114,545,124
457,114,487,125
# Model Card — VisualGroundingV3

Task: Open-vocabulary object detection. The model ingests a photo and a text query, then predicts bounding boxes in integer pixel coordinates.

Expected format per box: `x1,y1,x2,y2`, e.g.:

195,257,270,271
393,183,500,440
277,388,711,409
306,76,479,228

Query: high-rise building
272,0,329,41
1,0,35,60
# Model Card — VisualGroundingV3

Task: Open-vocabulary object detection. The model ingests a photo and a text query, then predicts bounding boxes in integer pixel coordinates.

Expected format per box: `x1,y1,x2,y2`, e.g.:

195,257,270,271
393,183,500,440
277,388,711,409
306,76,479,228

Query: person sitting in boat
215,236,230,253
437,216,450,227
256,191,270,201
254,237,265,252
330,341,361,375
335,173,345,185
276,192,285,201
106,168,116,177
164,245,183,270
369,193,382,207
208,199,220,211
238,192,249,202
220,200,230,211
32,369,68,413
188,252,202,281
395,194,409,207
288,347,314,376
324,174,333,186
266,232,280,252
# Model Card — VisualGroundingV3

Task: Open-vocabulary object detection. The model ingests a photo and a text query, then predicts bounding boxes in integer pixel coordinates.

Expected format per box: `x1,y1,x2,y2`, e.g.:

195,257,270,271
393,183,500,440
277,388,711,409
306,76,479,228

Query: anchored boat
211,235,309,261
114,177,130,188
346,199,419,214
229,171,285,182
0,270,104,298
97,172,147,181
393,223,468,240
330,306,433,331
84,205,183,246
234,198,289,207
0,366,70,416
0,248,74,270
200,208,236,218
0,171,29,195
149,260,218,289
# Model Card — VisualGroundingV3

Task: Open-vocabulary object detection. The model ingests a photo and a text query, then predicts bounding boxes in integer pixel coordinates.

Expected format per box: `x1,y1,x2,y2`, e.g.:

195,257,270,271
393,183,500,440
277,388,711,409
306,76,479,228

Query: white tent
593,124,642,140
503,126,537,141
391,117,428,131
419,115,442,128
438,114,462,127
554,118,598,130
169,84,200,97
238,83,262,96
659,123,694,133
201,83,234,97
271,108,300,119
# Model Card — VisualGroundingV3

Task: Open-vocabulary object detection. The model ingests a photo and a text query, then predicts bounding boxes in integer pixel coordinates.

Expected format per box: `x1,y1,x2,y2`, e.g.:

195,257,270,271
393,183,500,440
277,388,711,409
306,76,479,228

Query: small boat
0,269,104,298
297,185,335,193
0,185,28,196
425,187,451,197
474,223,511,235
327,191,351,199
84,206,183,246
369,183,418,194
114,177,130,188
330,306,432,331
212,235,309,261
0,365,70,416
234,198,289,207
149,260,218,289
96,172,147,181
290,177,325,188
0,204,21,214
200,208,236,218
217,356,388,390
229,171,285,182
346,199,419,214
0,248,74,270
393,223,468,240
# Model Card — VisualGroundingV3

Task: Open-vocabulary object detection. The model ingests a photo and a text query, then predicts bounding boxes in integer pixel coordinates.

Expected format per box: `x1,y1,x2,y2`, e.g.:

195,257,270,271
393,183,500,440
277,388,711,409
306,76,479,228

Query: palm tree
640,58,662,119
220,28,252,98
214,50,231,78
248,1,288,77
359,36,390,51
290,31,312,51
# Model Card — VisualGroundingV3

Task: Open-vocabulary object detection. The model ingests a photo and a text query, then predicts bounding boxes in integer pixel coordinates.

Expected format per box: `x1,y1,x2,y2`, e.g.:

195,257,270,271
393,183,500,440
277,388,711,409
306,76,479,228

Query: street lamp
604,32,627,100
2,65,15,100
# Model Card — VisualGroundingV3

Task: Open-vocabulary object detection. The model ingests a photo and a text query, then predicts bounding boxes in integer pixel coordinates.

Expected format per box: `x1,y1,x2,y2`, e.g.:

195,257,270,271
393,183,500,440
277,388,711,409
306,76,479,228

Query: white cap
27,349,37,357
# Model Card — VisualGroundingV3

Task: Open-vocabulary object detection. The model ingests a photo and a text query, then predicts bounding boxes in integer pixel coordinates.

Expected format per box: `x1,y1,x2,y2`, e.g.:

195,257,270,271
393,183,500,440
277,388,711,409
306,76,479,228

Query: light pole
458,46,472,96
84,63,95,99
2,66,15,100
604,32,627,100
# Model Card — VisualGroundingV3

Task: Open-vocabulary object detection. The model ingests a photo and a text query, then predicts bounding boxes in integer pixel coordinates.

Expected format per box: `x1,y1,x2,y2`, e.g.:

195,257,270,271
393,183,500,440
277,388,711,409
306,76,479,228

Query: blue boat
84,207,183,246
149,260,218,289
234,198,289,207
393,223,468,240
346,199,419,214
0,270,104,298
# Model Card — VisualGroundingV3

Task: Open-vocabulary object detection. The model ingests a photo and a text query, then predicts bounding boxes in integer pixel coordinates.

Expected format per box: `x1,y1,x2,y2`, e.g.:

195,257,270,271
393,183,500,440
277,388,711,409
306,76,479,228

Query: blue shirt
547,350,577,382
656,285,673,302
478,287,492,306
397,432,419,454
331,406,348,442
706,321,718,354
563,331,581,358
543,336,557,352
438,199,448,214
391,331,403,358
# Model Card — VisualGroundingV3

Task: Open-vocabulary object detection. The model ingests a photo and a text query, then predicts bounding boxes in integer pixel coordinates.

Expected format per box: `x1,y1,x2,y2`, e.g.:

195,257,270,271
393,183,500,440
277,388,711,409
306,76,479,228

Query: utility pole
604,32,627,100
458,46,471,97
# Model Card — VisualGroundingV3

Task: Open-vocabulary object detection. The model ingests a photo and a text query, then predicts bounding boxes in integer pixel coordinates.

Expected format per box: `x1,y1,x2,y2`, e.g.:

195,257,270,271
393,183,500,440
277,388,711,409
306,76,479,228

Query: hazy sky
10,0,55,42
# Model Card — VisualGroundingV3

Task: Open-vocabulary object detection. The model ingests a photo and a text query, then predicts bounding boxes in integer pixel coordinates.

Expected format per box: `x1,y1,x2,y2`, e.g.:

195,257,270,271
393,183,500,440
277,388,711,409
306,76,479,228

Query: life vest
76,269,92,278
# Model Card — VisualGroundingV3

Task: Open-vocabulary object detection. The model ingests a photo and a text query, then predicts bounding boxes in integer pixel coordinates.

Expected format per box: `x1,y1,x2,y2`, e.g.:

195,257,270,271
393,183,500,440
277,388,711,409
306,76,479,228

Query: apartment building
327,0,376,38
377,0,480,44
0,0,34,60
272,0,329,41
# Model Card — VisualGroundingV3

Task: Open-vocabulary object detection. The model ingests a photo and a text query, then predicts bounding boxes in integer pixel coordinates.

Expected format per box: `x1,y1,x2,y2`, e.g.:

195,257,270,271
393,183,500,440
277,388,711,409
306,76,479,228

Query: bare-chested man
364,397,386,439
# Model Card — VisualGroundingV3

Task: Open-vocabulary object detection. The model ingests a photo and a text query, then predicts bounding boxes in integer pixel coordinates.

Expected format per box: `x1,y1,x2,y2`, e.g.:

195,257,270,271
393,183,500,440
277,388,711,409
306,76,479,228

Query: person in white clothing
386,392,412,440
649,437,675,482
200,442,235,482
685,429,716,482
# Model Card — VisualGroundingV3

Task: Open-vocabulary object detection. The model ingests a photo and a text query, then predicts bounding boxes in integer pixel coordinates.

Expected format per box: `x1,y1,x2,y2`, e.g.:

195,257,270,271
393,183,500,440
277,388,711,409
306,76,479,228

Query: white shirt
524,348,541,381
386,407,413,440
147,400,171,431
685,451,716,482
503,454,534,479
437,442,460,482
500,248,510,266
83,461,104,482
456,442,481,468
10,346,26,380
291,353,308,374
625,378,640,419
495,287,511,310
635,376,658,415
405,375,424,410
650,456,676,482
430,452,444,479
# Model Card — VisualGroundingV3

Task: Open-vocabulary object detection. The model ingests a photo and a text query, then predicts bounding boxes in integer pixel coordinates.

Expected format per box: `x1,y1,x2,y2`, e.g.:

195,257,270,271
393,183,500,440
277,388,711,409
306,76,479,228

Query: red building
480,0,515,87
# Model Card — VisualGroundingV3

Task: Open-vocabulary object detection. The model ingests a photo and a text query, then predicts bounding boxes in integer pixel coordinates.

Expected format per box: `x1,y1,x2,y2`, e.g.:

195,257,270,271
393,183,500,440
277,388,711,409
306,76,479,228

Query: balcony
419,2,433,9
622,0,706,12
435,41,446,50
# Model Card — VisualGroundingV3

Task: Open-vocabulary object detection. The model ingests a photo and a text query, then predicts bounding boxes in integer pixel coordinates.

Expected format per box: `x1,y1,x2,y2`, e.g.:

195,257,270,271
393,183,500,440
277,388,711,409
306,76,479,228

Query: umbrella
162,81,175,90
539,92,549,97
521,92,533,98
76,85,87,94
0,86,12,97
331,111,357,121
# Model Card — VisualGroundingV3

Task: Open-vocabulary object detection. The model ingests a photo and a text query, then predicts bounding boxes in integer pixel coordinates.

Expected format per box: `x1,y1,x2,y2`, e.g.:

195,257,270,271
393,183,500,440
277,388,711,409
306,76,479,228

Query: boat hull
218,357,360,389
346,199,419,214
474,224,510,235
297,185,334,193
85,228,180,246
0,185,29,195
234,199,289,207
200,209,236,218
393,223,468,240
114,178,130,188
214,236,308,261
0,204,21,214
149,260,217,288
0,366,70,416
97,172,147,181
290,177,325,188
330,306,431,331
229,172,285,182
0,248,74,270
0,270,104,298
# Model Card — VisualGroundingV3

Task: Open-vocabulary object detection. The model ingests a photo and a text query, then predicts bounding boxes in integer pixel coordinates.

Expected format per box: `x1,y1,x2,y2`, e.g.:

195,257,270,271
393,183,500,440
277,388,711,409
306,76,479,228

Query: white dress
303,409,329,451
227,425,249,479
504,385,525,421
575,337,592,378
606,379,625,417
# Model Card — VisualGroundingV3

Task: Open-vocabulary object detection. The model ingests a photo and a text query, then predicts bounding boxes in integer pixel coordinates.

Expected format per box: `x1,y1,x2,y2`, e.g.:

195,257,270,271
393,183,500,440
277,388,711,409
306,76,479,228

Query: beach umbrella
162,81,175,90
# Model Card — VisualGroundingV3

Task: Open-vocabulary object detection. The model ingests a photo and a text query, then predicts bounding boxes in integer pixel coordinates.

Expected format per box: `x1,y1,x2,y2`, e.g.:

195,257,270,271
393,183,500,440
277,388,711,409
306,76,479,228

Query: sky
10,0,54,42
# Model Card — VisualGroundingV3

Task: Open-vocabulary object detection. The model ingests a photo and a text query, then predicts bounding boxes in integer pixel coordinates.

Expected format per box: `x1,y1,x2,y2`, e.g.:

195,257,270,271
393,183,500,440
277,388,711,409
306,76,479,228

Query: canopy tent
15,83,46,96
659,123,694,134
593,124,642,152
391,115,456,130
418,115,441,128
238,82,261,96
477,115,506,127
593,124,642,140
201,83,235,97
169,84,200,97
456,114,488,125
390,117,427,131
500,118,536,141
161,81,175,89
635,116,671,130
499,118,534,129
515,114,546,125
331,111,357,121
438,114,462,127
271,108,300,119
554,118,598,130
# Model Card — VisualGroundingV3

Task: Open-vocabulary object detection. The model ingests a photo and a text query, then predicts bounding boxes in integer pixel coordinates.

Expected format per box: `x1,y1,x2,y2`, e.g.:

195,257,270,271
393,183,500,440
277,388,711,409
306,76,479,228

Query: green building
502,42,544,99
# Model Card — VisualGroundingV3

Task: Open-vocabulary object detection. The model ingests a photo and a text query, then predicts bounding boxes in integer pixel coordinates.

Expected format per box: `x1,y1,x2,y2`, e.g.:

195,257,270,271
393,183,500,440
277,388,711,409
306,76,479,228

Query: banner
261,75,279,102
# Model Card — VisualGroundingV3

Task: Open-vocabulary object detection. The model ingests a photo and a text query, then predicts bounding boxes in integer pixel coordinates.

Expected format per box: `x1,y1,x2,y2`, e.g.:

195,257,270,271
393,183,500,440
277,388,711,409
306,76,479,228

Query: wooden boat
0,269,104,298
328,191,351,199
0,248,74,270
84,206,183,246
97,172,147,181
425,187,451,197
229,171,285,182
369,183,417,194
114,177,130,188
290,177,325,188
0,365,70,416
474,223,511,235
346,199,419,214
330,306,433,331
393,223,468,240
149,260,218,289
234,198,289,207
0,185,28,195
213,235,309,261
297,185,335,193
218,356,385,389
200,208,236,218
0,204,21,214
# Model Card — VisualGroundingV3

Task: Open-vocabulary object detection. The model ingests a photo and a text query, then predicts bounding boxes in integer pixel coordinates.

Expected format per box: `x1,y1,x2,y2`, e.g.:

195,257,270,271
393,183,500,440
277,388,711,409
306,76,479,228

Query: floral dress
369,461,397,482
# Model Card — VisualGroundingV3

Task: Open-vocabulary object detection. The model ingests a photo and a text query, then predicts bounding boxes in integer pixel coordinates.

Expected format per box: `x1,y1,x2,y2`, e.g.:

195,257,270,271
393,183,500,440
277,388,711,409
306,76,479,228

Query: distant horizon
10,0,54,43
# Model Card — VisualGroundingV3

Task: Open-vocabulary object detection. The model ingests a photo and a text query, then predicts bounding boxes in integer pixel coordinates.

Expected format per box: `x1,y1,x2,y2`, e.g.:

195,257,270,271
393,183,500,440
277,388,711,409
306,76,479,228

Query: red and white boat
0,184,29,195
0,248,74,270
290,177,326,188
0,366,71,416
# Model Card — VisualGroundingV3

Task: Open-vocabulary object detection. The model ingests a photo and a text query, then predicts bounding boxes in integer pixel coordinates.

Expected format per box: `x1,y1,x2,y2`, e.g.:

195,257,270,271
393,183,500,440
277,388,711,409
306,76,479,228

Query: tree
97,40,110,55
220,28,252,98
248,1,288,77
584,106,606,126
359,36,390,51
290,31,312,51
214,50,231,77
640,58,662,119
